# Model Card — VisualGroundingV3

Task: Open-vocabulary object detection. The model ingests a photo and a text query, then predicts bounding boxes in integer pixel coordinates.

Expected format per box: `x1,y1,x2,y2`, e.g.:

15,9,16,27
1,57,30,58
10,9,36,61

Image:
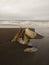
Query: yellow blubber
25,28,37,38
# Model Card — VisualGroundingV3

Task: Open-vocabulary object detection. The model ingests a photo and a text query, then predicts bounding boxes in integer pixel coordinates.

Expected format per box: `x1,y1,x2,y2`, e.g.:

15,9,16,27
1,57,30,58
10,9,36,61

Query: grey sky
0,0,49,20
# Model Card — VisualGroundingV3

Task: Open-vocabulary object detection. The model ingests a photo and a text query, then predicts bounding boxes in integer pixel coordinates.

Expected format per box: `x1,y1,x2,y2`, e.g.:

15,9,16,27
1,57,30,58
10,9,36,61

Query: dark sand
0,28,49,65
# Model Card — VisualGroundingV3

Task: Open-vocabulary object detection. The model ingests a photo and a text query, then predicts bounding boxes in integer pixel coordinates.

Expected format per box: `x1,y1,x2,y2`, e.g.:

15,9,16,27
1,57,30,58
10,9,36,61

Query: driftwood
11,28,38,44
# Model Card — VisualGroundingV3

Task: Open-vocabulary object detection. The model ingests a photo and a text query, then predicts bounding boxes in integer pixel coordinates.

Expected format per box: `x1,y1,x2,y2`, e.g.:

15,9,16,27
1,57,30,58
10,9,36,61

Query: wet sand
0,28,49,65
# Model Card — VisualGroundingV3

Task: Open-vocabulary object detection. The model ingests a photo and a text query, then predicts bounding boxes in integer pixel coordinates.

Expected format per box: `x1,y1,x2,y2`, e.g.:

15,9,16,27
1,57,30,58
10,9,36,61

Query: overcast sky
0,0,49,20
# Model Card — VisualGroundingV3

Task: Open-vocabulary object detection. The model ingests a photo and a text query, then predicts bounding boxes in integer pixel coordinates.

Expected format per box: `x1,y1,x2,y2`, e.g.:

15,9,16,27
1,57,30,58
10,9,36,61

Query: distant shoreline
0,21,49,28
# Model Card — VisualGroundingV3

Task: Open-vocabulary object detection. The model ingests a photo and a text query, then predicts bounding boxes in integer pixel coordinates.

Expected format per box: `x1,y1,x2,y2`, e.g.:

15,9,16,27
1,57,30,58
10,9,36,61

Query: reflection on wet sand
11,28,44,52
